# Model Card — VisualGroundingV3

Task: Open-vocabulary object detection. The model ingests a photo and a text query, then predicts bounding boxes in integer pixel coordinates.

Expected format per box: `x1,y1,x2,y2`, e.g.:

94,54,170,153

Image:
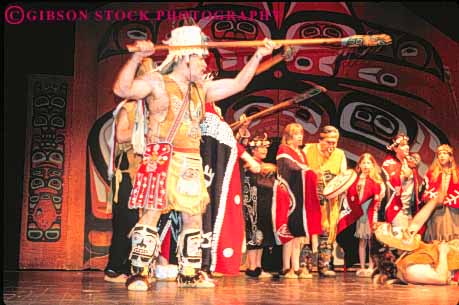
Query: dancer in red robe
200,102,262,275
381,133,420,228
421,144,459,242
273,123,321,279
336,153,385,277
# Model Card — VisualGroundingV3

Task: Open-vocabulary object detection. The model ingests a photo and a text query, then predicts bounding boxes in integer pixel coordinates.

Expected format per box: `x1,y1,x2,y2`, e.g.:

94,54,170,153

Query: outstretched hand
240,114,250,127
256,38,281,58
236,114,251,140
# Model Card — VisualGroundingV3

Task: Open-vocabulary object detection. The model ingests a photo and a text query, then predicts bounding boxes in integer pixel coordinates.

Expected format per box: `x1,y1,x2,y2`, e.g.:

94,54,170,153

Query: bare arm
115,108,132,144
204,39,279,102
235,114,251,142
241,151,261,174
113,40,156,100
408,192,445,234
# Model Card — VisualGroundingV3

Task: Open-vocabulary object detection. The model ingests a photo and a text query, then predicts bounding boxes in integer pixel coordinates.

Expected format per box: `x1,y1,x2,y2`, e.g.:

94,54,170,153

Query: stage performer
104,99,141,283
112,23,277,290
421,144,459,242
372,196,459,285
107,97,183,283
199,103,261,277
106,59,182,283
274,123,321,279
303,125,347,277
242,134,276,278
335,153,385,277
199,49,289,276
381,133,420,229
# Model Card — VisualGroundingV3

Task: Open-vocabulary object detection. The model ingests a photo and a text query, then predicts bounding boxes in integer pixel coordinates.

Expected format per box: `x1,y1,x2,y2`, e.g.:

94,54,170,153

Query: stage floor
3,270,459,305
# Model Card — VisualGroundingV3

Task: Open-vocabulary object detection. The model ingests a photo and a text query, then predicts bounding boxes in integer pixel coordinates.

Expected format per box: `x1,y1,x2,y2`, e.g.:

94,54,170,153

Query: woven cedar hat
155,25,209,73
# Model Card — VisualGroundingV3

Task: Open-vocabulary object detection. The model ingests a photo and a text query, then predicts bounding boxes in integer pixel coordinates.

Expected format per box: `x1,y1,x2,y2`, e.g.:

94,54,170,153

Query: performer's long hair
370,240,405,285
428,144,458,184
355,153,383,184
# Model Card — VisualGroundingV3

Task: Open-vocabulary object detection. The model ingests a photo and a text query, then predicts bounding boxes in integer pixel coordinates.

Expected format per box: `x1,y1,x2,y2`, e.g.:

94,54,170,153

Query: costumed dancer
106,59,181,284
335,153,385,277
104,99,141,283
372,195,459,285
303,125,347,277
113,23,277,290
199,49,288,276
381,133,420,229
274,123,322,279
199,103,261,276
242,134,276,278
420,144,459,242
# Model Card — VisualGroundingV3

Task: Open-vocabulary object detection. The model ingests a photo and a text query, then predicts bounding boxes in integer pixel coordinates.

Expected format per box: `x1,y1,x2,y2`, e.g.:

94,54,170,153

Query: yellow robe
303,143,347,243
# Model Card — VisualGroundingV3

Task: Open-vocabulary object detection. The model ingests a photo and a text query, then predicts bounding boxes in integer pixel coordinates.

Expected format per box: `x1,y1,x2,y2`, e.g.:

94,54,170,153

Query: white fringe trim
200,113,238,272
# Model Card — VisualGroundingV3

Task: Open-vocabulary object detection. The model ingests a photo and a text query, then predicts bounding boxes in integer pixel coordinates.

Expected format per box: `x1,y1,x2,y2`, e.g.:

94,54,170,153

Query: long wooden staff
127,34,391,52
230,86,326,131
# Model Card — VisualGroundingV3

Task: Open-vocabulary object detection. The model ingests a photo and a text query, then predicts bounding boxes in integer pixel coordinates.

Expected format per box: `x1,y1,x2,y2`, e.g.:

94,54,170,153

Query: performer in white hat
112,24,278,291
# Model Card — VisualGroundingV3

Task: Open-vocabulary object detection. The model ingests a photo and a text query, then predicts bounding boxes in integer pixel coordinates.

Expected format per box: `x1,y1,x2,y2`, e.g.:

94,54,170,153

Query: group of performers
102,22,458,291
370,142,459,285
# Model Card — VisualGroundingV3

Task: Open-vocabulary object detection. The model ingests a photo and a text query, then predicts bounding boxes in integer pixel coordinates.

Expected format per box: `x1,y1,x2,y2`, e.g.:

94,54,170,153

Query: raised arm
204,39,279,102
407,192,445,234
113,40,157,100
240,151,261,174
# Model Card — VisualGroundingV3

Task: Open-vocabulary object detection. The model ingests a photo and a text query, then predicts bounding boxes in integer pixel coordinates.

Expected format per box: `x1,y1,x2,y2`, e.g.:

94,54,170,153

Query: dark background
4,2,458,270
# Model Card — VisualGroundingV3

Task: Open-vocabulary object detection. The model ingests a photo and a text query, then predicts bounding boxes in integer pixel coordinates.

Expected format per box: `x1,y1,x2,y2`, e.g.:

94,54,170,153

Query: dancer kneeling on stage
372,194,459,285
112,23,277,290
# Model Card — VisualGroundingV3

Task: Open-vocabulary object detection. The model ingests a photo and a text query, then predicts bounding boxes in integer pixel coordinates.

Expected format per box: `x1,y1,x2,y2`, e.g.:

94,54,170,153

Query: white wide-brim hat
155,25,209,73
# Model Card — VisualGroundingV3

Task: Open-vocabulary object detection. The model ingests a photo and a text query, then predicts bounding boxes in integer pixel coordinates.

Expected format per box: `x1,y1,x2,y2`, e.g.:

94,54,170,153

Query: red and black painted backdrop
19,2,458,269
